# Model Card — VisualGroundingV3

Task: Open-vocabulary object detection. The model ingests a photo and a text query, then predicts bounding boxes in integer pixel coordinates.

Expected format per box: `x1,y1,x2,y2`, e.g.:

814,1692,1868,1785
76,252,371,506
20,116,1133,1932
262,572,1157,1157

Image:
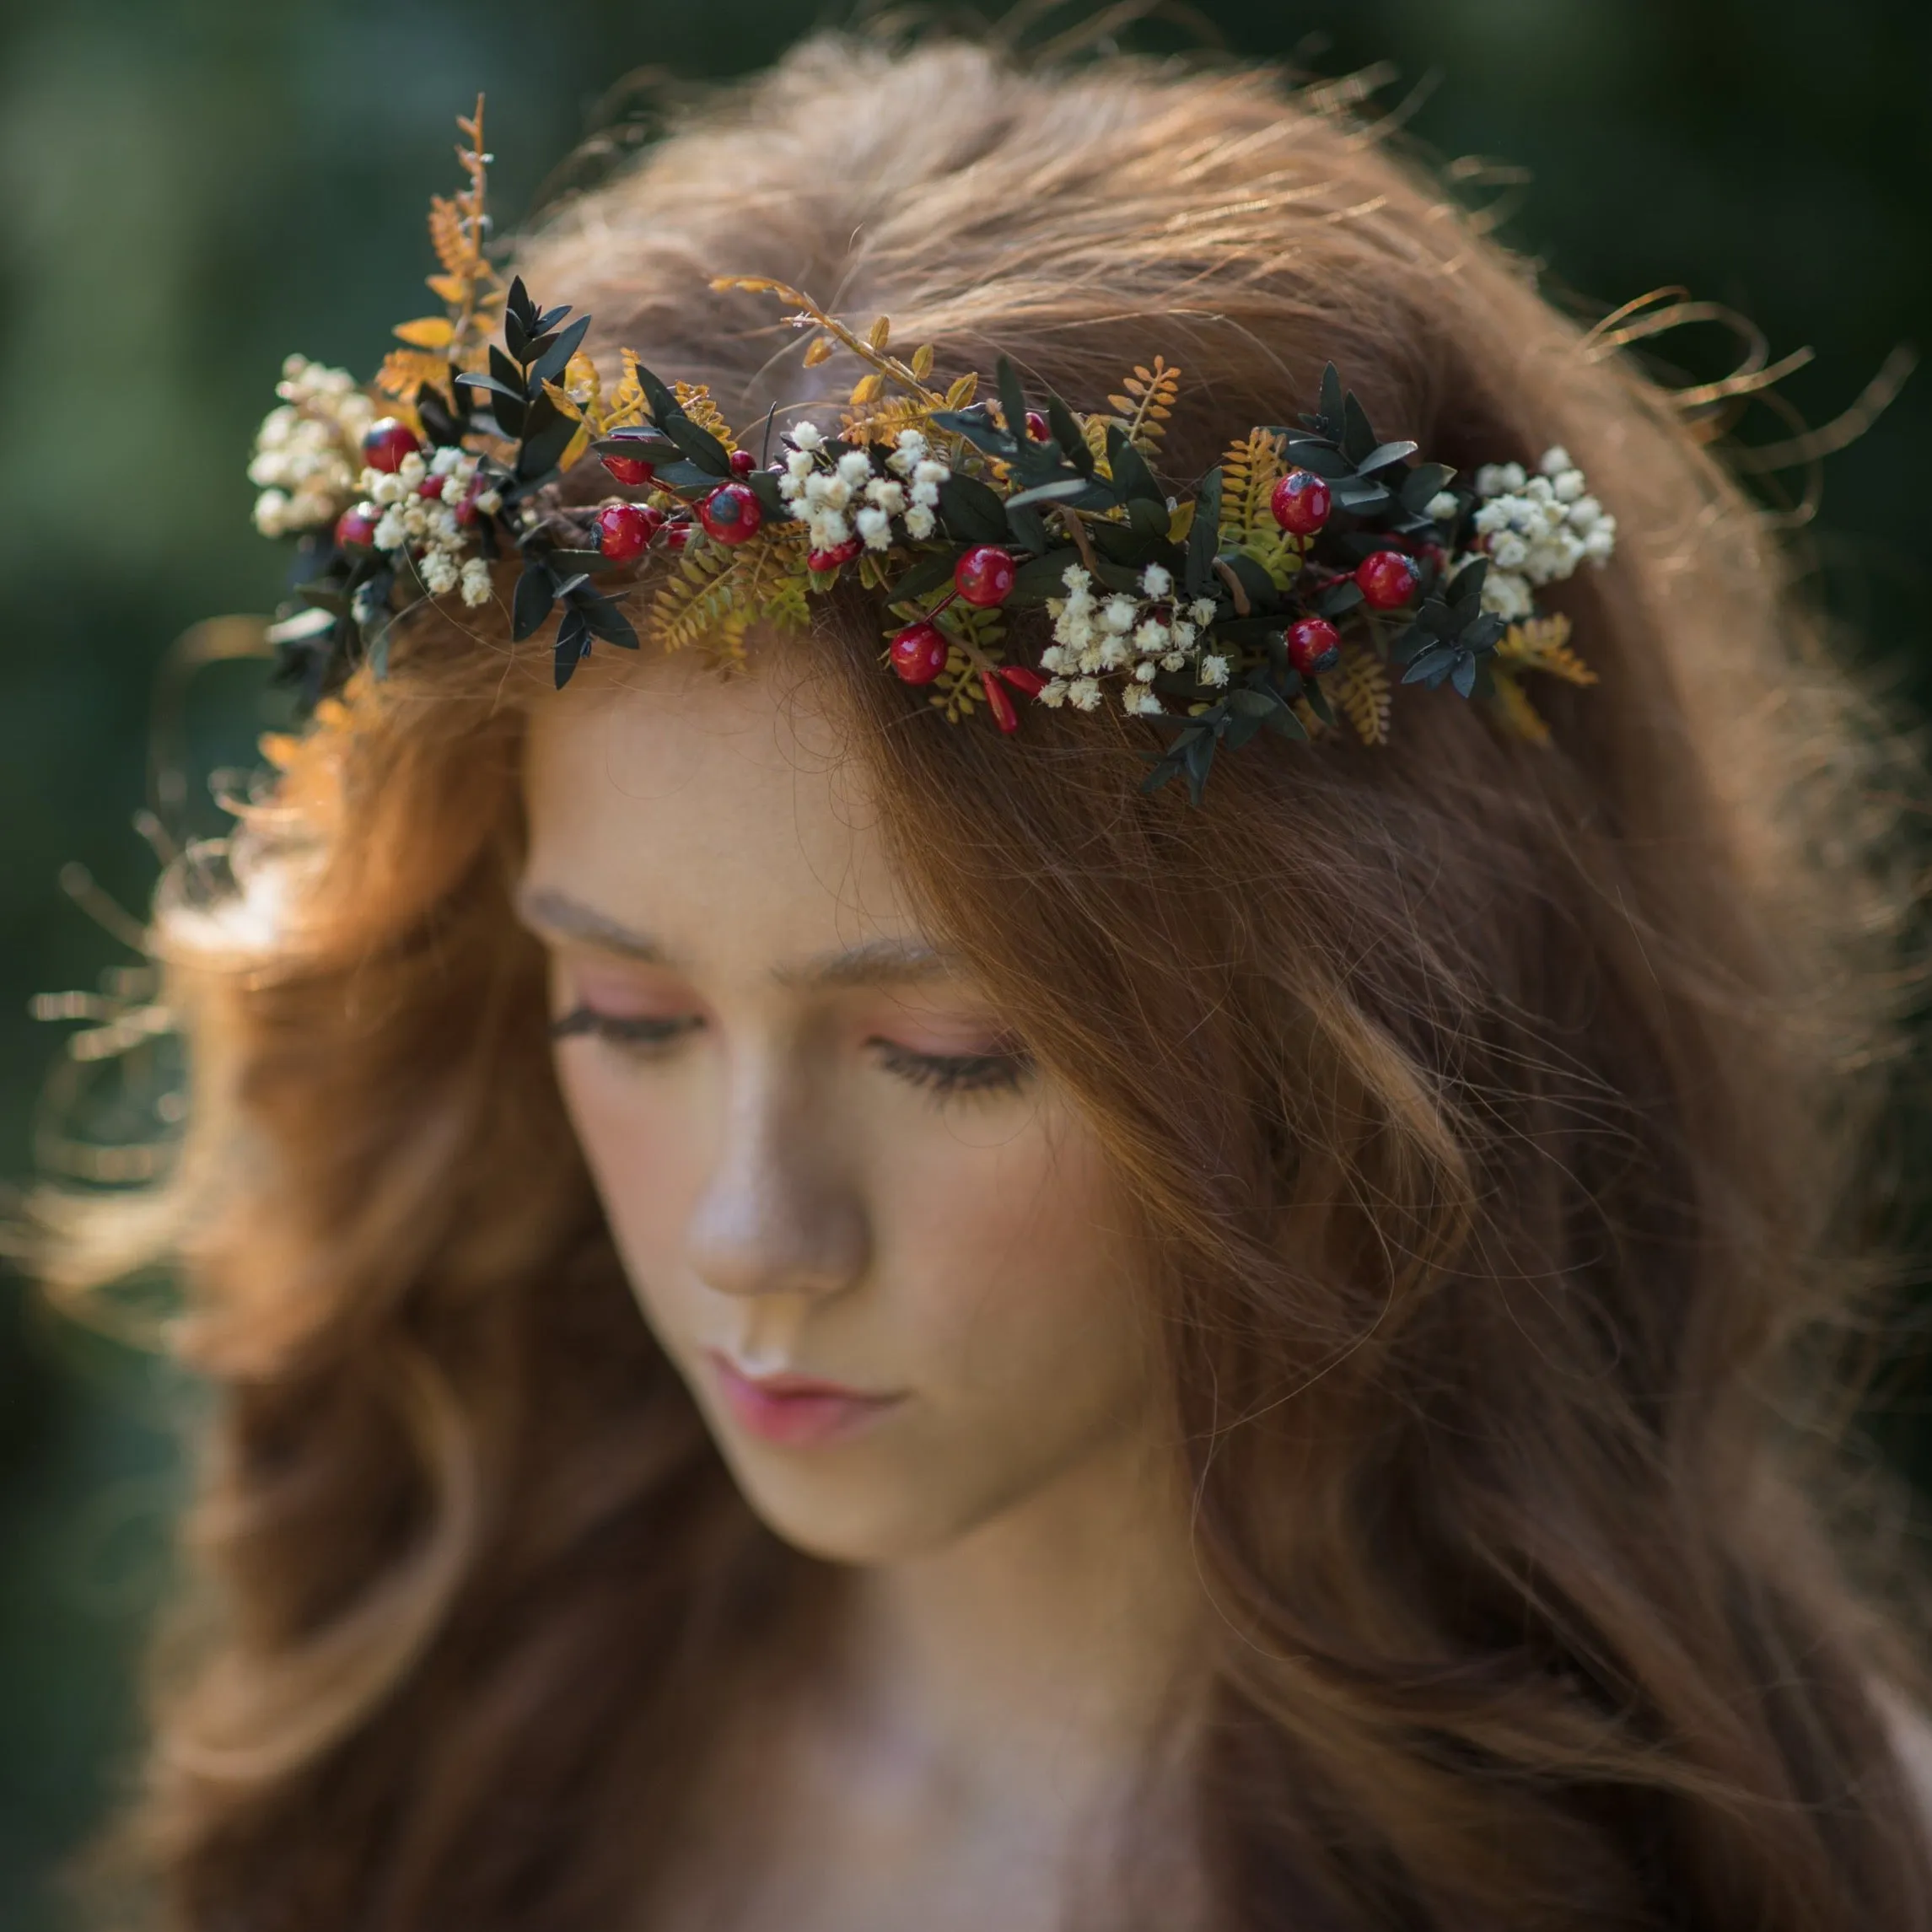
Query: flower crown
248,105,1614,804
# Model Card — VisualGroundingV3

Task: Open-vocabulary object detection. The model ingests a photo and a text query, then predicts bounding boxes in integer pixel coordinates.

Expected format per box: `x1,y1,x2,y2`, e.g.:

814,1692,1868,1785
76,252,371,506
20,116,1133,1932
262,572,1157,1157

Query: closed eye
550,1006,698,1055
869,1038,1032,1099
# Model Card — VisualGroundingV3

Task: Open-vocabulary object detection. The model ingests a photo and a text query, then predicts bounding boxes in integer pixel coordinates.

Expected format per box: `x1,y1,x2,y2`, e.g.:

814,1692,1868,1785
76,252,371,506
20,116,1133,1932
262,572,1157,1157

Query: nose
684,1053,871,1303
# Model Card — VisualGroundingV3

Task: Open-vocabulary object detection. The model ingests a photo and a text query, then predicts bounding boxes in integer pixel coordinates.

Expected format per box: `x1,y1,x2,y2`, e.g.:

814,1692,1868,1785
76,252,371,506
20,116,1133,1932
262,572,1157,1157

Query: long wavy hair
42,30,1932,1931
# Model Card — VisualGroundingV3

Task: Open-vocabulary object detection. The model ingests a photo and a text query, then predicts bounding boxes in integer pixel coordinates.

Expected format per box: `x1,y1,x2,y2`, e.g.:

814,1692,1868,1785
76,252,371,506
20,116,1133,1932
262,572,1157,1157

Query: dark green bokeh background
2,3,1927,1926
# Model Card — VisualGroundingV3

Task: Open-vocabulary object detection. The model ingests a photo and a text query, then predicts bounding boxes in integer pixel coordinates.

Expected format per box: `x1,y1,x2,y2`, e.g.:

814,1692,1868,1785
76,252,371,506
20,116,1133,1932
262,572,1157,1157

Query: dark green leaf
1400,463,1456,514
664,416,734,476
1341,390,1378,466
745,468,787,516
506,277,537,332
1105,424,1165,506
553,606,591,689
930,407,1015,460
572,589,638,648
1009,547,1083,604
1186,468,1223,600
1319,364,1344,431
1450,651,1478,698
633,362,682,430
938,472,1010,544
530,313,592,388
512,563,556,641
1357,439,1419,476
1044,395,1092,478
889,548,965,601
1281,440,1353,480
518,409,579,482
1005,501,1050,555
1316,579,1364,617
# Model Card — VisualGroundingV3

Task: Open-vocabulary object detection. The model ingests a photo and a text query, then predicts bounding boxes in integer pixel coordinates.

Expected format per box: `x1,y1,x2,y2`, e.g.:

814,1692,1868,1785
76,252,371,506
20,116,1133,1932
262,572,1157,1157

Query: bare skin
519,648,1208,1932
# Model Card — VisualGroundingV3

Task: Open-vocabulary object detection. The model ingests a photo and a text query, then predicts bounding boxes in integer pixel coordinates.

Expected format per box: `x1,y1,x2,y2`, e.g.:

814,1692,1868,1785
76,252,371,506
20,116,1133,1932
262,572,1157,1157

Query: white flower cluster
1466,447,1617,623
249,355,377,537
1037,562,1221,716
776,423,951,554
355,444,500,608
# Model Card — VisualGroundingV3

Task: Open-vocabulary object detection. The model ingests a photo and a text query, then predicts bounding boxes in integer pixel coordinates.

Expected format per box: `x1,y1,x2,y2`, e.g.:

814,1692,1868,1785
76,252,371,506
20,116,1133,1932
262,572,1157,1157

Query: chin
723,1454,991,1568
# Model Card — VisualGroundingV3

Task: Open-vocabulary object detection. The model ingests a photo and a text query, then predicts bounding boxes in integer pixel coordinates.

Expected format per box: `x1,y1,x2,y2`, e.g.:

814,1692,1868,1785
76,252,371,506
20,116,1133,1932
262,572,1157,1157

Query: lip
706,1352,906,1447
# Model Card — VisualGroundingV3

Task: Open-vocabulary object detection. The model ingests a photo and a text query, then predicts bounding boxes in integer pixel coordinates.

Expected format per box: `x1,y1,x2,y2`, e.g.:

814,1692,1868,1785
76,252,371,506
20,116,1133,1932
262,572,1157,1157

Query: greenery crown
245,102,1613,805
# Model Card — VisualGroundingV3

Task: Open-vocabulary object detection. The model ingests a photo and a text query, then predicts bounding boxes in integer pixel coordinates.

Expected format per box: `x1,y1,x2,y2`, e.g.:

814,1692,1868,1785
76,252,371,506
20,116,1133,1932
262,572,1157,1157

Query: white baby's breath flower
471,488,502,517
1133,620,1169,656
373,509,408,552
1538,447,1573,477
1160,651,1187,673
1100,595,1137,634
420,552,460,596
855,506,891,550
1124,688,1165,716
1188,597,1216,627
1479,567,1534,622
1200,654,1230,687
1139,562,1173,599
904,505,937,540
1133,660,1158,682
1068,677,1102,712
790,422,824,452
864,478,907,515
836,449,874,487
251,489,292,537
785,449,815,481
1426,491,1461,521
459,557,492,608
1039,678,1069,708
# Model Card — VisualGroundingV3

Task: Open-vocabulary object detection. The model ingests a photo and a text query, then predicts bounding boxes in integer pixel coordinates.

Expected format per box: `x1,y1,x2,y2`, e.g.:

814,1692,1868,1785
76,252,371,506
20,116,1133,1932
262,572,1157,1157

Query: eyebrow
514,885,959,990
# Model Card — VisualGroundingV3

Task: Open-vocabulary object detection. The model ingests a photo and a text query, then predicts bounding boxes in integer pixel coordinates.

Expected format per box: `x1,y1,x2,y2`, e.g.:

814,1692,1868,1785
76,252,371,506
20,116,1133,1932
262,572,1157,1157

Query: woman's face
519,649,1161,1565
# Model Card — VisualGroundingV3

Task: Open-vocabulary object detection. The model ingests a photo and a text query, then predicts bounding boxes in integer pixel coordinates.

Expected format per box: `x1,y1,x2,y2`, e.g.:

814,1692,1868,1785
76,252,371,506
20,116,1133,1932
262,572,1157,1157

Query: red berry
890,622,950,685
1286,617,1343,676
595,502,661,562
1355,550,1419,610
416,475,445,501
954,545,1016,608
995,664,1046,697
698,482,764,546
334,505,379,549
808,538,864,573
1025,410,1049,442
362,417,421,473
664,520,692,552
1271,468,1331,536
729,449,756,476
980,670,1020,734
600,452,655,487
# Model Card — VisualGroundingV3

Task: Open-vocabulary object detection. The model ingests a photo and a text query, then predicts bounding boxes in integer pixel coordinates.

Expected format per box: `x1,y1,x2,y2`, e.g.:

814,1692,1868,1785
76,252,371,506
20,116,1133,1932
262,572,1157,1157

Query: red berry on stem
980,670,1020,734
1270,468,1331,535
1025,410,1049,442
416,475,445,501
995,664,1046,697
954,545,1016,608
334,505,379,550
890,623,950,685
664,520,692,552
595,503,661,562
698,482,764,546
362,417,421,473
808,538,864,573
1356,550,1419,610
601,452,655,487
729,449,756,476
1286,617,1343,676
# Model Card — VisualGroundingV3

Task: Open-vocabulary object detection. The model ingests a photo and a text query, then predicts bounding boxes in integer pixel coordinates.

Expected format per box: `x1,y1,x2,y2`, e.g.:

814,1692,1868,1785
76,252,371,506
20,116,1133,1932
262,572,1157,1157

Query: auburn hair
46,30,1932,1931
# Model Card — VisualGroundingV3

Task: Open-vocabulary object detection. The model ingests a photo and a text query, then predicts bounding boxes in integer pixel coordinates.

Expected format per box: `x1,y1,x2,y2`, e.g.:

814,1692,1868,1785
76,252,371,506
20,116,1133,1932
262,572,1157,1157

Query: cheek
875,1101,1149,1423
552,1051,708,1287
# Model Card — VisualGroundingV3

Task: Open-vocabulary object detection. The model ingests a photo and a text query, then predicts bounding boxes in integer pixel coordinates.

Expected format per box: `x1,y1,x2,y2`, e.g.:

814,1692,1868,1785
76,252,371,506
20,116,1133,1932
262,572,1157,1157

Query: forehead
519,648,923,962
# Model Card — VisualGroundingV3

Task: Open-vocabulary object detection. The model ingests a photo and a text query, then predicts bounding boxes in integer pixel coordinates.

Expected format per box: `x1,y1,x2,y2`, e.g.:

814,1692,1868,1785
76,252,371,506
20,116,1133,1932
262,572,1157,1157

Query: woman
51,29,1932,1931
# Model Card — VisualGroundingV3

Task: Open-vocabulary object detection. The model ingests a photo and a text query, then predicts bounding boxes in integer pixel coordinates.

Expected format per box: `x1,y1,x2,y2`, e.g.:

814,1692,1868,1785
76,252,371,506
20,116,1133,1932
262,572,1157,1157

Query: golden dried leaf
802,336,836,369
376,347,450,403
540,379,584,422
1488,666,1551,744
868,315,891,352
910,342,934,381
426,272,469,307
944,372,979,408
393,315,455,349
850,372,885,406
1331,645,1392,747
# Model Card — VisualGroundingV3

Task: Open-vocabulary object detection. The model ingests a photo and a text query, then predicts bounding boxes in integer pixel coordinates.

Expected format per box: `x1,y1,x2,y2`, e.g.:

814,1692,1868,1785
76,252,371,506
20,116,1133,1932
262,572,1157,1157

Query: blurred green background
2,1,1927,1926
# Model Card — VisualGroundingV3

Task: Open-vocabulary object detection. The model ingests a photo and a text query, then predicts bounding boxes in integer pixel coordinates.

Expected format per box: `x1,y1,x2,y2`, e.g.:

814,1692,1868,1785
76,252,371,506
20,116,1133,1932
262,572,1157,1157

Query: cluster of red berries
595,445,768,562
1266,462,1423,670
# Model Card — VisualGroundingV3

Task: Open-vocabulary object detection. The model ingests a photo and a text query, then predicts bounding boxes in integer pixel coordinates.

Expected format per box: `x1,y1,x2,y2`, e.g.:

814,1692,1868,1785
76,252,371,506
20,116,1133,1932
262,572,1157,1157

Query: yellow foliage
867,315,891,352
647,525,812,657
376,348,449,406
1488,665,1551,744
1217,428,1301,590
673,382,735,446
850,372,885,406
393,315,455,349
1106,357,1181,454
1331,644,1391,746
1495,612,1596,686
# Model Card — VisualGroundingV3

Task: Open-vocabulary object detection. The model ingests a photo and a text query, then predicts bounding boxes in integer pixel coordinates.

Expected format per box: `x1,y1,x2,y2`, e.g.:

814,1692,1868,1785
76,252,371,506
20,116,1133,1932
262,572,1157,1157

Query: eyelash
549,1007,1031,1099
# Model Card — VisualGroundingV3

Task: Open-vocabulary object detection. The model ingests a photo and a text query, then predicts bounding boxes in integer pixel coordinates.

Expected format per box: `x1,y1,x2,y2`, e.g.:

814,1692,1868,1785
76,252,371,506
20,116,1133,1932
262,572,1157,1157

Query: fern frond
673,382,735,447
840,391,939,445
647,528,812,658
1218,428,1286,537
1331,644,1392,746
605,350,648,431
1496,613,1596,686
1488,665,1552,744
376,348,450,406
1106,358,1181,454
